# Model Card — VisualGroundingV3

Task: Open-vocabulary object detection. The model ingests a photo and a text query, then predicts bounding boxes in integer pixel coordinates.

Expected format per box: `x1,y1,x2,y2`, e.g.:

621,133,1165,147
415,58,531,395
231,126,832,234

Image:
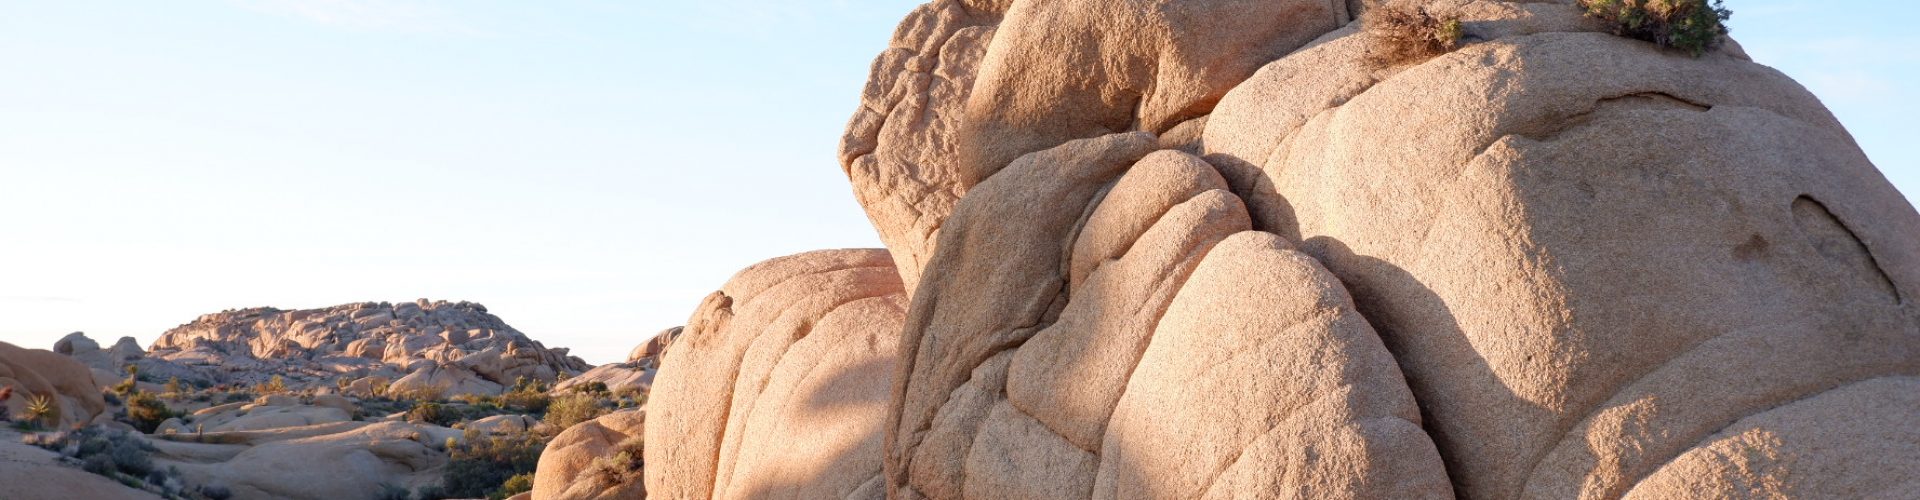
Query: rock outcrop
817,0,1920,498
0,341,109,429
0,428,163,500
532,410,648,500
554,326,682,397
145,299,589,395
645,249,907,499
149,421,461,500
1197,1,1920,498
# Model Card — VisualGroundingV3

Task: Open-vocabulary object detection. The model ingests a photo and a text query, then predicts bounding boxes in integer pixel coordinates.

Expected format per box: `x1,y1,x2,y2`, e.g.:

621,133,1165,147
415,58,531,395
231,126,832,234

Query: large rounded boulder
644,249,909,499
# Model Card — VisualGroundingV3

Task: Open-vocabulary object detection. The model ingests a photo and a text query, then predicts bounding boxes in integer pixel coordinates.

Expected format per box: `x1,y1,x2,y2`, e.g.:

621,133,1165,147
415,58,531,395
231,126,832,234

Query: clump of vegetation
24,393,58,430
406,402,461,427
1363,2,1465,68
438,429,546,500
543,393,607,430
256,375,288,395
26,426,190,495
491,473,534,500
376,483,413,500
1580,0,1732,56
163,377,184,397
569,381,610,395
124,392,180,433
580,435,645,492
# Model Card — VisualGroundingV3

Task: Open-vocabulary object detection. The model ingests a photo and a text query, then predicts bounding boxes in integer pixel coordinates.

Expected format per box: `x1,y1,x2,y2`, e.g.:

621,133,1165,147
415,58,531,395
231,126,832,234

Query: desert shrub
164,377,183,397
199,484,235,500
489,473,534,500
439,429,546,499
258,375,288,395
498,388,550,414
570,381,610,395
407,402,460,427
34,426,158,482
376,483,413,500
1363,2,1464,68
222,391,252,404
111,377,139,398
1580,0,1731,56
414,484,450,500
543,394,606,430
125,392,178,433
581,435,645,491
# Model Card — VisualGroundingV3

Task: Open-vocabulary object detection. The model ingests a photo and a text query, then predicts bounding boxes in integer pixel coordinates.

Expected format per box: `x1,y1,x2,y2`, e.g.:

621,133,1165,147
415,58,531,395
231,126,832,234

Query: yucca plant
24,393,56,428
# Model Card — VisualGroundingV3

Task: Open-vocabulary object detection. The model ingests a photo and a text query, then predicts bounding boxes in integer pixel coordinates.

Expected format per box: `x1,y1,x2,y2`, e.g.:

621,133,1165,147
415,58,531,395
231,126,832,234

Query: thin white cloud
227,0,482,35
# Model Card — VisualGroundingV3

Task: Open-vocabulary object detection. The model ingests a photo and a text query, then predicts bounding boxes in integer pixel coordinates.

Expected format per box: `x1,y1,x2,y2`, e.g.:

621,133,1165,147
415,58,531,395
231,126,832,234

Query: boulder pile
629,0,1920,499
134,299,589,395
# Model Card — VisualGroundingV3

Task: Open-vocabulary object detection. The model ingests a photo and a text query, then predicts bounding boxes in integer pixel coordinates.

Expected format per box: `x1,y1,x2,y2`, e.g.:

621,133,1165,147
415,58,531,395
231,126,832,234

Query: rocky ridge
139,299,589,395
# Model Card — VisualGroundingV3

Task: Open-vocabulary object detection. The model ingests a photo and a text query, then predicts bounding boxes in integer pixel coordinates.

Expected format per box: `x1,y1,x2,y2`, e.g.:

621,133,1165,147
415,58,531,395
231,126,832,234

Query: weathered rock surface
0,341,109,428
0,428,164,500
532,410,648,500
145,299,589,395
554,326,682,397
886,133,1449,499
645,248,907,500
150,421,460,500
841,0,1359,291
1197,2,1920,498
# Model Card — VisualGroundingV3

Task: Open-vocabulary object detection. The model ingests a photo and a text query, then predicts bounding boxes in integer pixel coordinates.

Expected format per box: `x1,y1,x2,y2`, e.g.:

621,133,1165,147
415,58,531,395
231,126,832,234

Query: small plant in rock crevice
1362,2,1466,68
1580,0,1732,56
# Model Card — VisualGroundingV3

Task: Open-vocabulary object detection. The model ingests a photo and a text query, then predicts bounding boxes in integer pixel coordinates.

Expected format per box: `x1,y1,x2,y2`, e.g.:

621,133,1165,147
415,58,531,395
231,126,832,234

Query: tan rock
886,133,1449,498
843,0,1356,291
534,410,647,500
1202,3,1920,497
0,341,109,428
468,414,537,435
153,421,449,500
645,249,906,500
0,428,164,500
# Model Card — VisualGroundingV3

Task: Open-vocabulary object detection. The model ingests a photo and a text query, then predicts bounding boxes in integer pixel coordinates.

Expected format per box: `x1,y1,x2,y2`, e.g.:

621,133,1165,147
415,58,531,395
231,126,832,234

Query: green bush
489,473,534,500
376,483,412,500
124,392,177,433
1363,2,1464,68
581,435,645,491
440,429,546,499
31,427,158,482
1580,0,1732,56
407,402,460,427
498,388,550,414
543,394,606,430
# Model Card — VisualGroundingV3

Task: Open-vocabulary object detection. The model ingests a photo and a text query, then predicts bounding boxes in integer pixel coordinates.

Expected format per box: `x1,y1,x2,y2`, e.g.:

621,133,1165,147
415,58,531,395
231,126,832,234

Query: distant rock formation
136,299,588,395
553,326,681,397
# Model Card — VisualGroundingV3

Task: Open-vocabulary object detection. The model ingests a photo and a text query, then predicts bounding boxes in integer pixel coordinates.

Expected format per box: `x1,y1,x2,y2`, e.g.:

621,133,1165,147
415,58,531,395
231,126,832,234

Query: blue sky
0,1,1911,364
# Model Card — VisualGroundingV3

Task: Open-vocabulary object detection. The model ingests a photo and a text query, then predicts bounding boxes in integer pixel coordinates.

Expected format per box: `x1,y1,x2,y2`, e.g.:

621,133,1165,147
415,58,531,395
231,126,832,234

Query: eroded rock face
149,421,460,500
1198,1,1920,498
532,410,647,500
644,249,907,500
841,0,1356,291
886,134,1449,499
0,341,109,428
554,326,683,397
146,299,589,395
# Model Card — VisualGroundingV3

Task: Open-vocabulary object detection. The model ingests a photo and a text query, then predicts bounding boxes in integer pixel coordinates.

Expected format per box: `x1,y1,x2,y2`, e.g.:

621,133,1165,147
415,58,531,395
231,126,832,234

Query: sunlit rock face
644,249,908,499
144,299,589,395
831,0,1920,498
614,0,1920,498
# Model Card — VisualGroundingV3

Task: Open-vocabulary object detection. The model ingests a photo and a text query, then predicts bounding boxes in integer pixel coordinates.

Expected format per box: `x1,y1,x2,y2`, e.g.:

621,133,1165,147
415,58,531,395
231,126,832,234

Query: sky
0,1,1912,365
